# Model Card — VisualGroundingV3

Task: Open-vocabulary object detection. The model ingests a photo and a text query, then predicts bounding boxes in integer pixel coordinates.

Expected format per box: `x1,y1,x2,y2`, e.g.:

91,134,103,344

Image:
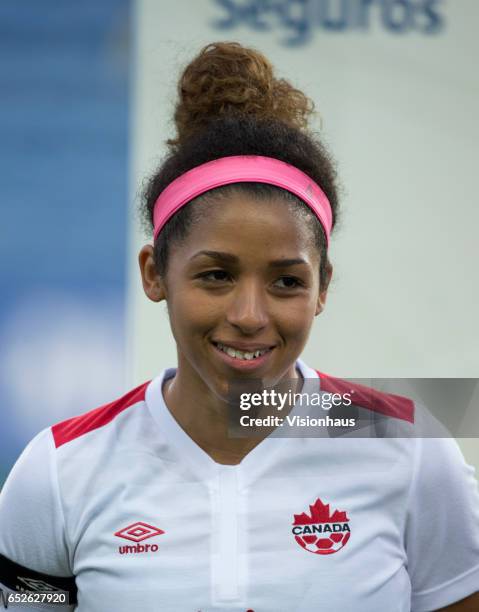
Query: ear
138,244,167,302
315,262,333,316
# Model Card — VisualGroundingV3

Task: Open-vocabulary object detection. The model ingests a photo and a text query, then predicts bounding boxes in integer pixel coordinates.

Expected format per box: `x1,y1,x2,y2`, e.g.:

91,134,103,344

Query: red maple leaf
293,498,349,525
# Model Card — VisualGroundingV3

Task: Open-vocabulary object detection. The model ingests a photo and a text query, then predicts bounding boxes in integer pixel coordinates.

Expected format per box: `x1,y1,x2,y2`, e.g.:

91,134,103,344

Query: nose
226,278,269,335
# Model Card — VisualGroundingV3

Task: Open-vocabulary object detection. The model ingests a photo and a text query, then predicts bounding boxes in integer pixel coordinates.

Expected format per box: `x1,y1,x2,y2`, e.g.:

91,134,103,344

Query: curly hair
140,42,340,290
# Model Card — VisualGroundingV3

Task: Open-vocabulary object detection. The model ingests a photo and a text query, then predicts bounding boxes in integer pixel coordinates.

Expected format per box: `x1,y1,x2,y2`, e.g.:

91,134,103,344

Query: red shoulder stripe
52,381,150,448
316,371,414,423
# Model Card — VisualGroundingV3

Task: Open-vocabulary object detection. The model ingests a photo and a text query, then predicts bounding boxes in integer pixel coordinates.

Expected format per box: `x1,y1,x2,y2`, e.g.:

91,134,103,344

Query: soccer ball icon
294,530,351,555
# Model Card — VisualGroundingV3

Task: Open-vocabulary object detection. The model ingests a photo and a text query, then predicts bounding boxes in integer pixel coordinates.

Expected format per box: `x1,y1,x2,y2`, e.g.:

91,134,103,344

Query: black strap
0,553,77,605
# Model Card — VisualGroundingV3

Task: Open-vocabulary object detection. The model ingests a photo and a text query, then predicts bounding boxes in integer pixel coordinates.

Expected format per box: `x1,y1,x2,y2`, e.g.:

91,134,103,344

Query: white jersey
1,360,479,611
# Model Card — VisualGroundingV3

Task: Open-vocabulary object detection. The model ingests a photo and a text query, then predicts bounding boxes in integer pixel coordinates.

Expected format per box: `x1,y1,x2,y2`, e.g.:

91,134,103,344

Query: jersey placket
211,464,242,605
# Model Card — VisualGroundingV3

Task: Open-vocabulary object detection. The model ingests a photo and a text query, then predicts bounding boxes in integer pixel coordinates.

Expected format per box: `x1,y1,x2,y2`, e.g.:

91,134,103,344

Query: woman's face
140,193,331,400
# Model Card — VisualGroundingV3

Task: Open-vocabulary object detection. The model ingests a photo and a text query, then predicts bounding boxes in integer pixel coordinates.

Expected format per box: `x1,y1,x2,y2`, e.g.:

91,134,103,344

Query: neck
162,356,301,465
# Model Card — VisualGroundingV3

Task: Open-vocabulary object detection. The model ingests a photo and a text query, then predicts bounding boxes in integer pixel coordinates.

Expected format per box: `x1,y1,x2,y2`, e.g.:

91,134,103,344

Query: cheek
271,301,316,342
167,282,317,345
168,291,223,338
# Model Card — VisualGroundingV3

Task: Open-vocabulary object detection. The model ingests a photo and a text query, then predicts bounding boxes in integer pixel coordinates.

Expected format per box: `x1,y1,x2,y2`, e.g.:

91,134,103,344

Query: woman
0,42,478,612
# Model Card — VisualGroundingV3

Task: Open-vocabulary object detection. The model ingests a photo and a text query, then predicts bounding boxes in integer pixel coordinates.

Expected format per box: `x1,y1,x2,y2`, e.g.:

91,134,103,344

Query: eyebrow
190,250,307,267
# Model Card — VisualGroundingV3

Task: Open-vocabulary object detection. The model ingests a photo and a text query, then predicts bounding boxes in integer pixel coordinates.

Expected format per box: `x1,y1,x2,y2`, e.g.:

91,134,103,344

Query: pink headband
153,155,333,245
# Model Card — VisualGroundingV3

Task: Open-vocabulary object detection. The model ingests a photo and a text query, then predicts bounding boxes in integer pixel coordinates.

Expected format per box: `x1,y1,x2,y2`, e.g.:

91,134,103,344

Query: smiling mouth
212,341,274,361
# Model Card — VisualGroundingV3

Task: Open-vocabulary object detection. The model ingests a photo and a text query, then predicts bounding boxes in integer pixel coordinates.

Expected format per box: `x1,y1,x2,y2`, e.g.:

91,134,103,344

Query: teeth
216,343,270,360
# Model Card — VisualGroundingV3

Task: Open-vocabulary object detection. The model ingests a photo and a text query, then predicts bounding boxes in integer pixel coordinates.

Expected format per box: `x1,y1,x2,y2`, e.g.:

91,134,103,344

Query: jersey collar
145,359,319,483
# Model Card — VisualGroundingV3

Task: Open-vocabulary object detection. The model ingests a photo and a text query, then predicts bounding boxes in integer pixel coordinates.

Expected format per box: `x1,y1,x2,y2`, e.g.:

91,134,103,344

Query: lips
213,341,273,361
211,340,275,370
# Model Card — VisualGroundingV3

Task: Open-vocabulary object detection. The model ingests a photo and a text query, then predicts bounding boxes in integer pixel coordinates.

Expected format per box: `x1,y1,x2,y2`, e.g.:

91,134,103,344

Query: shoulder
316,370,415,423
406,435,479,609
0,427,72,578
0,427,55,499
51,380,150,449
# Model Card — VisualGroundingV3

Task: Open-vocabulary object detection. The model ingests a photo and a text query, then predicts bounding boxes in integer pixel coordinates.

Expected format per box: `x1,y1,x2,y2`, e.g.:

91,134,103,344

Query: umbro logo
114,521,165,554
114,521,164,542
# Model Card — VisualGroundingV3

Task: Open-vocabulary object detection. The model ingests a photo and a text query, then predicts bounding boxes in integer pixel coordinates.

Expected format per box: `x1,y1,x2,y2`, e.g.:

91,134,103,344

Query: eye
198,269,231,283
274,276,303,289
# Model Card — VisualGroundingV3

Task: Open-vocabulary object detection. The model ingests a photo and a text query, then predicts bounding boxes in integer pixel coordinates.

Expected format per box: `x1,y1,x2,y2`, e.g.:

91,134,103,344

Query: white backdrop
128,0,478,465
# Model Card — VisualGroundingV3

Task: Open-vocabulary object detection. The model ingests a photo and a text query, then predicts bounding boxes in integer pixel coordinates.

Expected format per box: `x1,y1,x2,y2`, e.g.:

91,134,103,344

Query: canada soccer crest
292,498,351,555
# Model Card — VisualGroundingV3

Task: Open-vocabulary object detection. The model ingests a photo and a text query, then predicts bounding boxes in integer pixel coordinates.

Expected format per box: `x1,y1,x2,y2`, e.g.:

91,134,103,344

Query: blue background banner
0,0,130,484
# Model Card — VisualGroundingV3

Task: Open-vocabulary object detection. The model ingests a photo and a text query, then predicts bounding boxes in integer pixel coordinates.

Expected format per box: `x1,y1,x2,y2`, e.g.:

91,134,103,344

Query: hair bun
169,41,314,148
